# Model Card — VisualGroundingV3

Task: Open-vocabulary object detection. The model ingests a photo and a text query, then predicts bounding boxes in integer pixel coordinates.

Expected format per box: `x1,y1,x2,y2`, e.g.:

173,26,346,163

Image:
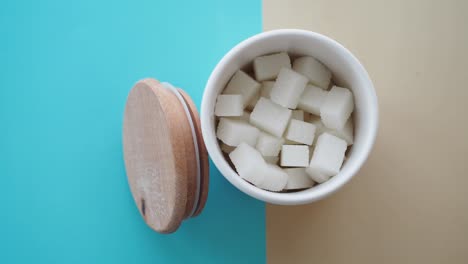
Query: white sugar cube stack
308,115,354,146
281,145,309,167
229,143,266,185
229,143,288,190
285,119,316,145
223,70,261,107
282,109,304,145
256,132,284,157
253,52,291,81
216,118,259,147
215,94,243,117
284,168,315,190
298,84,328,115
257,164,288,191
320,86,354,130
250,97,292,138
293,56,332,89
331,118,354,145
307,133,347,183
216,52,355,192
270,68,308,109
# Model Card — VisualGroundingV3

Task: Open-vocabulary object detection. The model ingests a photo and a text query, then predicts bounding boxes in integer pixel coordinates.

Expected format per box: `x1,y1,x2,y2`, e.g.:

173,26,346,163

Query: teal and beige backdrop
1,0,467,263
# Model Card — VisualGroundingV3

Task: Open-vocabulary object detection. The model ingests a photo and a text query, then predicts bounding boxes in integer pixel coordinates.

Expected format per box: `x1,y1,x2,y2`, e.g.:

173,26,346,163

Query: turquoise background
0,0,264,263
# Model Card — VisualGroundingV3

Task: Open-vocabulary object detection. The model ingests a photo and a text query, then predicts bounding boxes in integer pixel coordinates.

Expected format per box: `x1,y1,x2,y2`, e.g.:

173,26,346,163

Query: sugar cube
257,164,288,191
281,145,309,167
306,133,347,183
256,132,284,156
220,142,236,154
285,119,316,145
309,116,354,146
231,111,251,123
293,56,332,89
307,171,330,184
253,52,291,81
291,110,304,121
216,118,260,147
283,110,305,145
328,117,354,146
310,115,353,145
264,156,279,164
270,68,308,109
229,143,266,185
320,86,354,130
284,168,315,190
223,70,261,106
298,84,328,115
250,98,292,138
215,94,243,117
260,81,275,98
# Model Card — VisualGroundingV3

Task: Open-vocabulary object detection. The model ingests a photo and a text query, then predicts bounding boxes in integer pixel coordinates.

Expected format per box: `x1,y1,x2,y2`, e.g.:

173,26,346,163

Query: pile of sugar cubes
215,52,354,192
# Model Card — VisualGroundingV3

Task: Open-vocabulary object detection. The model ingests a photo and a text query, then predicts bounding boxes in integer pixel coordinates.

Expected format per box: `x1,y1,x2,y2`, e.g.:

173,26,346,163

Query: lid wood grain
123,78,208,233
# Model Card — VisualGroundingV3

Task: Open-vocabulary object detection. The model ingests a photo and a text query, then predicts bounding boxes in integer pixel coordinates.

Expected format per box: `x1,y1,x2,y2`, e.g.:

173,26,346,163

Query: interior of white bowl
201,29,378,205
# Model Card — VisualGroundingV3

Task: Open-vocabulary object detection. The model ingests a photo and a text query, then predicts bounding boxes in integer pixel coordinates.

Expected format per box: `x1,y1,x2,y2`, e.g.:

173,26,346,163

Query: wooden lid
123,78,209,234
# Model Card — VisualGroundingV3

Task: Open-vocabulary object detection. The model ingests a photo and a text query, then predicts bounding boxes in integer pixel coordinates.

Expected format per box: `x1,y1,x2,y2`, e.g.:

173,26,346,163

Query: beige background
264,0,468,263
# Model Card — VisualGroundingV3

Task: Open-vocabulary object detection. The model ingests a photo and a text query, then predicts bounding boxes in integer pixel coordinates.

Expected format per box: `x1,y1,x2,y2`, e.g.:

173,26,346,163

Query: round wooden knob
123,78,209,233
